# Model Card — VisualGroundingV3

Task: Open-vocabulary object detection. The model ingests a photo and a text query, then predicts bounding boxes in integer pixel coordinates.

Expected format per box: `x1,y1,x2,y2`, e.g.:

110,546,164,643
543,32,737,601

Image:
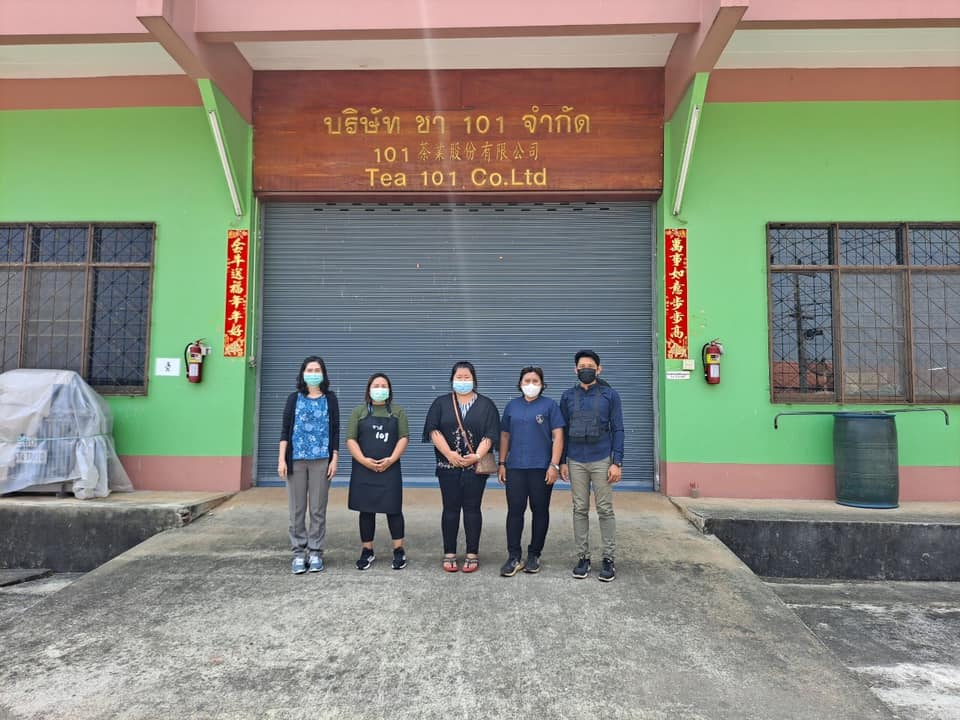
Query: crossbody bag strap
451,392,477,455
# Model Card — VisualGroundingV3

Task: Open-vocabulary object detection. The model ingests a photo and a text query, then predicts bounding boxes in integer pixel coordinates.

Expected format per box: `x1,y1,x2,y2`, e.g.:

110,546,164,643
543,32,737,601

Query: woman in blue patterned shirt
278,355,340,574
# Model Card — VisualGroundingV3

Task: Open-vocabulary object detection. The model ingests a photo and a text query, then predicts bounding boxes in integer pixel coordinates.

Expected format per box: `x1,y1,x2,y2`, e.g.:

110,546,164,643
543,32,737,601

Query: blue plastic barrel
833,412,899,509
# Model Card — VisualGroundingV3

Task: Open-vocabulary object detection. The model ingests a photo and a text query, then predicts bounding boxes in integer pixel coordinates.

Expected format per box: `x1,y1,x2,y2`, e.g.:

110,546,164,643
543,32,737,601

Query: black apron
348,407,403,514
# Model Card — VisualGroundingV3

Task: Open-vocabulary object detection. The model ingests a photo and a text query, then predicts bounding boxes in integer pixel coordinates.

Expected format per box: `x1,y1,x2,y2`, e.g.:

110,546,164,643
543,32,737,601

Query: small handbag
451,393,498,475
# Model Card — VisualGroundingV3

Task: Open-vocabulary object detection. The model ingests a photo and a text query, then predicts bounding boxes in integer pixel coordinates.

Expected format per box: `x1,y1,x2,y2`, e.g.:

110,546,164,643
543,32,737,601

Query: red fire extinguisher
184,340,209,384
702,339,723,385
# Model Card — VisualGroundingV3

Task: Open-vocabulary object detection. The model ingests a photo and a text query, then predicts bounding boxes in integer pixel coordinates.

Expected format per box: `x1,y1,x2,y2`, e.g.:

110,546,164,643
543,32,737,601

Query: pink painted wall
6,0,955,41
707,68,960,103
663,463,960,501
194,0,697,37
0,76,202,111
0,0,148,40
120,456,253,492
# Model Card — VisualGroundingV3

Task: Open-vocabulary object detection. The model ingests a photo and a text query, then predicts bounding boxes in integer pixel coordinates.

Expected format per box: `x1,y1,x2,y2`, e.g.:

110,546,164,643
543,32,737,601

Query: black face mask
577,368,597,384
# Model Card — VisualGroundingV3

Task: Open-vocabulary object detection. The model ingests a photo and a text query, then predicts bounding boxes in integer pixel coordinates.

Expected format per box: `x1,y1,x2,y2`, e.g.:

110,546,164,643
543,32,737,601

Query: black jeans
359,512,404,543
505,467,555,557
437,468,486,555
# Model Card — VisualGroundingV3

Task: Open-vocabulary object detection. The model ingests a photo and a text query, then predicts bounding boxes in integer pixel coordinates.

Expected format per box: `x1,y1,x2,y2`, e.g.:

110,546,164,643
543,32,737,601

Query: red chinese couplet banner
223,229,249,358
665,228,688,359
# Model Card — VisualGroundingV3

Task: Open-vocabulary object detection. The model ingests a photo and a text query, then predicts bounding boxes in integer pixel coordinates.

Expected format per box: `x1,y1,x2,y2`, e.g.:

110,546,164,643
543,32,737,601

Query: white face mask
521,383,542,399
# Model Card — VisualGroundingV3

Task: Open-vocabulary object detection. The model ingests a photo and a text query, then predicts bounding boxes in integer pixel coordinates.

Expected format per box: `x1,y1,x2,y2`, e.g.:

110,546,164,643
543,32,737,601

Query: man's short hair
575,349,600,366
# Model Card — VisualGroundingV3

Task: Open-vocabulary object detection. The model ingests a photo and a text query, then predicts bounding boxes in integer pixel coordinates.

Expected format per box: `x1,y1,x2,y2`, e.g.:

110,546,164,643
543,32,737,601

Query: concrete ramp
0,488,890,719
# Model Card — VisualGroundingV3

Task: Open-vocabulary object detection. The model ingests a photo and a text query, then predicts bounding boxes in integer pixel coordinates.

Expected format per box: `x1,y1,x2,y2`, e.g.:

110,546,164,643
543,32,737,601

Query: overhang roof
1,0,958,119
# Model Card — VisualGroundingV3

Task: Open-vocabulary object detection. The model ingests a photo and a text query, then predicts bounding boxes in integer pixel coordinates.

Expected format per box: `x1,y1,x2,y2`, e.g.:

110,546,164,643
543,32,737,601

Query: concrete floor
768,579,960,720
0,573,83,625
0,487,893,720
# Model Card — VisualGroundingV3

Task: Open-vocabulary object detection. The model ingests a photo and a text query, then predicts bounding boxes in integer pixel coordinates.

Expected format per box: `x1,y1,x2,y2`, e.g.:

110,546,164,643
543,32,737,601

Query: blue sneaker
308,554,324,573
572,557,591,579
598,558,616,582
291,556,307,575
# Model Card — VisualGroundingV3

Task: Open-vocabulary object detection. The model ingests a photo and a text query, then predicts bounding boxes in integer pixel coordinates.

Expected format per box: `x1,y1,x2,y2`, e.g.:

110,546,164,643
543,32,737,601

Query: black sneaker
356,547,375,571
523,554,541,573
598,558,616,582
500,556,524,577
392,547,407,570
572,557,591,579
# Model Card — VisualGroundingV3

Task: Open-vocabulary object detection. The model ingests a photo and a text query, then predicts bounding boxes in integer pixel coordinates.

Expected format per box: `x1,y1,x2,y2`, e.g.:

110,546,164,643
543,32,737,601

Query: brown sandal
462,557,479,573
442,555,459,573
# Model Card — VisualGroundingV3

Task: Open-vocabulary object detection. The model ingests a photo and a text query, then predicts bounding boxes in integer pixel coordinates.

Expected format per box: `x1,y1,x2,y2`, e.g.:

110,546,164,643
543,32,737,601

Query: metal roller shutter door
256,203,656,489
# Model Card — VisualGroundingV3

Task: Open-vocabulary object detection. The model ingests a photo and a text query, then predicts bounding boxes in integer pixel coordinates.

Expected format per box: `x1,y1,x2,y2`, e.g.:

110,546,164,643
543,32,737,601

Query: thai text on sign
320,106,590,191
223,229,249,358
665,229,688,360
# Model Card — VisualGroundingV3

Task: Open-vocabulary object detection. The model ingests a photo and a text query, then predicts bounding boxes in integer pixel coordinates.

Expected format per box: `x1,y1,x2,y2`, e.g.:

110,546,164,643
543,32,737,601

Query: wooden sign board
254,69,664,197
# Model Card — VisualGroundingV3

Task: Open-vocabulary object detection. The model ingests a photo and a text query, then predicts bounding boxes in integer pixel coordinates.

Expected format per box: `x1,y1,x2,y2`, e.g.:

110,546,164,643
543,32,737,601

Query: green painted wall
5,94,956,473
660,100,960,467
197,80,260,459
0,103,255,458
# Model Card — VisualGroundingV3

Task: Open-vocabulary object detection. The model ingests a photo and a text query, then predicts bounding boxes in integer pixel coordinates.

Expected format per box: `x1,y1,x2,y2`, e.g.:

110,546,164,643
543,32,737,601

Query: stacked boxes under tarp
0,369,132,498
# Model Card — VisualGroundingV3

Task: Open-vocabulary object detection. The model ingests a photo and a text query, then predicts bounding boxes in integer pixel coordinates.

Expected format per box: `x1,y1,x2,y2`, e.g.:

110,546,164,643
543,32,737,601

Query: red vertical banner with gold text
223,229,249,358
665,229,688,359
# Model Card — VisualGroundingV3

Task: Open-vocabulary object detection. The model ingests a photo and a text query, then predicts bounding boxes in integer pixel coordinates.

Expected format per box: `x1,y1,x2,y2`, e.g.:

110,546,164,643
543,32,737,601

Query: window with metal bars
768,223,960,404
0,223,154,395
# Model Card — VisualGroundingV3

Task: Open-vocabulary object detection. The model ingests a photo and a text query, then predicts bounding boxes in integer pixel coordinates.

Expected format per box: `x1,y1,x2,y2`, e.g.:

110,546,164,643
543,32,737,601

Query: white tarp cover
0,369,133,498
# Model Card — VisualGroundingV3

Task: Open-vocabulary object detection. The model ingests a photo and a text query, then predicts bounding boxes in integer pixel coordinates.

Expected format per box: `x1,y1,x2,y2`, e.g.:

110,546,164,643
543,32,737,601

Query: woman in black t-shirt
422,361,500,573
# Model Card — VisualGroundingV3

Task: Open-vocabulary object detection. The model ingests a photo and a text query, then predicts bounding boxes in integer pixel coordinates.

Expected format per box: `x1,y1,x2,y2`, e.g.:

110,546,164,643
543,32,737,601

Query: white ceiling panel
4,28,952,79
237,35,676,70
718,28,960,69
0,43,182,78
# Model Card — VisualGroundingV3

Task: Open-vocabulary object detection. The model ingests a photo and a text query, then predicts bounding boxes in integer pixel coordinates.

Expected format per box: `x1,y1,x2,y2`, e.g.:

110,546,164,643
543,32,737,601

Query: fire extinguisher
702,339,723,385
184,340,209,384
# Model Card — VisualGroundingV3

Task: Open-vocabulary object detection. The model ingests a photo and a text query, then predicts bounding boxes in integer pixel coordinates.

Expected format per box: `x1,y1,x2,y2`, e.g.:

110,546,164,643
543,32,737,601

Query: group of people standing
278,350,625,582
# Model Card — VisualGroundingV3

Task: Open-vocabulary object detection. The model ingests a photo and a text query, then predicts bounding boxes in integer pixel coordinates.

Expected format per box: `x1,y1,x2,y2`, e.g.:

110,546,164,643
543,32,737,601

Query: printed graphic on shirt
292,395,330,460
372,423,390,444
437,427,477,470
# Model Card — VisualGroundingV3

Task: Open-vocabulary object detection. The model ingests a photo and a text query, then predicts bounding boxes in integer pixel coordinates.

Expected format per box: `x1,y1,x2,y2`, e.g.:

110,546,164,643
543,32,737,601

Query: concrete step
0,568,51,587
673,497,960,580
0,491,233,572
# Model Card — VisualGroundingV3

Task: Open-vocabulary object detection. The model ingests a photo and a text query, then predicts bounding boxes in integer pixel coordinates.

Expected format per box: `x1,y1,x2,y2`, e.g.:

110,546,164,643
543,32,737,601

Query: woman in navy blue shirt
497,366,565,576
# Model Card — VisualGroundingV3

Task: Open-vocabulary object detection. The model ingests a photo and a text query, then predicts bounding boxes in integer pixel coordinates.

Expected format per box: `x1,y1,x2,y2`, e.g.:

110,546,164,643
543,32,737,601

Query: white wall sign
665,370,691,380
155,358,182,377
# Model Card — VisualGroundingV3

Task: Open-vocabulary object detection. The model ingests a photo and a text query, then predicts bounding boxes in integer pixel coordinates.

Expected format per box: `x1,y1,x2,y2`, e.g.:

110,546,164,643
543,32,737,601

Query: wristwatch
550,463,560,471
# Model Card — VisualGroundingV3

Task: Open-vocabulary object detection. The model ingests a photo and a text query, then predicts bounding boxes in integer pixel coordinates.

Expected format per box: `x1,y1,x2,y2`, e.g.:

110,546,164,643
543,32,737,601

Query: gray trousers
286,458,331,557
569,457,616,561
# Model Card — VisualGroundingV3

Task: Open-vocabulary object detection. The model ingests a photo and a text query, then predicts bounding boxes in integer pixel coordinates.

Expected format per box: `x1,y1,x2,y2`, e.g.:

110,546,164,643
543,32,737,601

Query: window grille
768,223,960,403
0,223,154,394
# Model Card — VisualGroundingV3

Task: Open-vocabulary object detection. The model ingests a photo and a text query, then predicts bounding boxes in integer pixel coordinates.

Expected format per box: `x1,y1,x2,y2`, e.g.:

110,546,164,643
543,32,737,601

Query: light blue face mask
452,380,474,394
370,387,390,402
303,372,323,387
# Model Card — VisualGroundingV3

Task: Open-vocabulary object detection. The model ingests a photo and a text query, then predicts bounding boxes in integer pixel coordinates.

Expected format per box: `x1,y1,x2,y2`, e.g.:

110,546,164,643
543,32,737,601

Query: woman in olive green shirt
345,372,410,570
